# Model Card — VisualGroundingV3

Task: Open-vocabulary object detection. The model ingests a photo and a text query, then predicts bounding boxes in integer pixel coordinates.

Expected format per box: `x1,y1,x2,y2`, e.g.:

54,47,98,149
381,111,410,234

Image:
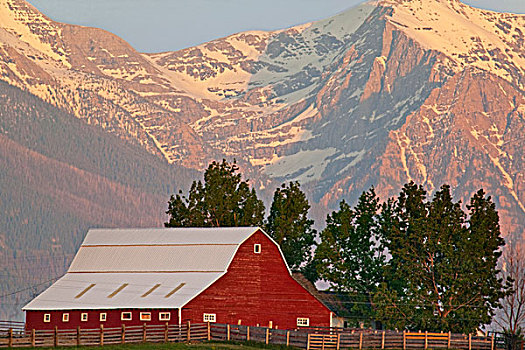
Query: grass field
31,341,298,350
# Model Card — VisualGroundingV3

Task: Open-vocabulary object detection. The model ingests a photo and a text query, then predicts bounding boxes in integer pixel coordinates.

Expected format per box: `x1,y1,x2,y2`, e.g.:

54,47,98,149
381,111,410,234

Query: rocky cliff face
0,0,523,239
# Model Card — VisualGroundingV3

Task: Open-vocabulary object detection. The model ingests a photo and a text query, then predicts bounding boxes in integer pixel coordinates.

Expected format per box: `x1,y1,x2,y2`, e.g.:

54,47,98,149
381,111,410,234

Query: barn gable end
182,230,332,330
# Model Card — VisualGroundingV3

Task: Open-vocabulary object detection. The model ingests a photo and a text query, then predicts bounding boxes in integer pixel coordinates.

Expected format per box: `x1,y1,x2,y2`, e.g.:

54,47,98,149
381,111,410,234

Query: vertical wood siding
182,230,332,329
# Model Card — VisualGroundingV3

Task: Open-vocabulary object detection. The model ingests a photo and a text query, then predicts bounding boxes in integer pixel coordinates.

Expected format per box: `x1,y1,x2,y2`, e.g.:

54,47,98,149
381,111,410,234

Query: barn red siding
25,309,180,330
25,229,333,331
182,230,332,330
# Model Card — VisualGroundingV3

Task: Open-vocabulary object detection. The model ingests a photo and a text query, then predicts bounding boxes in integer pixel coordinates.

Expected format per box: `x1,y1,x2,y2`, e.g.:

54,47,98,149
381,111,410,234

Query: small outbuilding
24,227,335,330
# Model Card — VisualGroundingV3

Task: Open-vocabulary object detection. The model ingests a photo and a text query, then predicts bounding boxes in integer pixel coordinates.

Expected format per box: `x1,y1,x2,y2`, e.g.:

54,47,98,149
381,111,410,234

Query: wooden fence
0,321,506,349
209,324,501,350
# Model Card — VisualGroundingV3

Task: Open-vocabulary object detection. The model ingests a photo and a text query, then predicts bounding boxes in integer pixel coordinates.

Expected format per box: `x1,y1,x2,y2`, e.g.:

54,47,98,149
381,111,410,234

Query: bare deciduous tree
496,240,525,335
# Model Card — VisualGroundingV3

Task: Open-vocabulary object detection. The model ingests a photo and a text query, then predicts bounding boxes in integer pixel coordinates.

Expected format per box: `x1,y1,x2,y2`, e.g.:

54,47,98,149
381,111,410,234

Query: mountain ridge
0,0,523,241
0,80,196,319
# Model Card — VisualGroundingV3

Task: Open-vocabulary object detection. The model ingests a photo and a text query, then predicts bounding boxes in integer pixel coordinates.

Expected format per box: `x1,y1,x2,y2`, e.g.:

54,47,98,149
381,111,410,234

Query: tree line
165,160,522,336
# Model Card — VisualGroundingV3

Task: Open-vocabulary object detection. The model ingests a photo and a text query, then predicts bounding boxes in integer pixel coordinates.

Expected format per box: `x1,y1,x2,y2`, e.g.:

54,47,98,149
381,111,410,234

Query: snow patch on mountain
146,31,273,101
249,2,377,104
263,147,337,183
385,0,525,88
0,0,70,67
337,149,367,174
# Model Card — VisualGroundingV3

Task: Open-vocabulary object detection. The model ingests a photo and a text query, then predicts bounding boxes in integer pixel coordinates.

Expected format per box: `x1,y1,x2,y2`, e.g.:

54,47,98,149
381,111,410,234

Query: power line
0,276,61,299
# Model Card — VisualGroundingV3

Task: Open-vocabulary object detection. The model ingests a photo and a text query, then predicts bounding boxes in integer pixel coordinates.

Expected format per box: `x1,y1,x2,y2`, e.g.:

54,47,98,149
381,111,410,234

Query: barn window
81,313,88,322
203,313,216,322
100,313,107,322
297,317,309,327
121,312,132,321
159,312,170,321
62,313,69,322
254,244,261,254
43,314,51,323
140,312,151,321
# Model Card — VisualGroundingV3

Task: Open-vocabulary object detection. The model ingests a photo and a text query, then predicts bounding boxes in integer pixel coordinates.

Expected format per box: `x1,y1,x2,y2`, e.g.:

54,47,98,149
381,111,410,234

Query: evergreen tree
374,184,507,333
265,182,316,272
465,190,507,329
165,160,265,227
314,188,386,326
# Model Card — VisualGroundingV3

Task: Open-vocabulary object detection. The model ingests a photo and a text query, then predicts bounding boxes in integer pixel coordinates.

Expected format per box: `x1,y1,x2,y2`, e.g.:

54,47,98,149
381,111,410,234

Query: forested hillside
0,81,196,320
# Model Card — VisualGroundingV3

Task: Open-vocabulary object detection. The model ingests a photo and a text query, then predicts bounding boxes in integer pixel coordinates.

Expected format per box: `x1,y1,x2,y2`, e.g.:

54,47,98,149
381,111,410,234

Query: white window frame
140,312,151,321
159,312,171,321
203,313,216,323
81,313,88,322
297,317,309,327
100,313,107,322
43,314,51,323
121,312,132,321
62,313,69,322
254,244,261,254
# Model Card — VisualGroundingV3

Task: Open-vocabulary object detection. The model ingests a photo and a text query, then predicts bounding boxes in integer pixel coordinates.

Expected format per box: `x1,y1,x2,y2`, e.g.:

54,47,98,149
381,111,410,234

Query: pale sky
27,0,525,53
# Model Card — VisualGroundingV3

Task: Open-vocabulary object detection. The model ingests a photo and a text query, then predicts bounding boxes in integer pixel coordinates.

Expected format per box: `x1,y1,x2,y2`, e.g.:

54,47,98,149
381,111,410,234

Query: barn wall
25,309,180,330
182,230,332,330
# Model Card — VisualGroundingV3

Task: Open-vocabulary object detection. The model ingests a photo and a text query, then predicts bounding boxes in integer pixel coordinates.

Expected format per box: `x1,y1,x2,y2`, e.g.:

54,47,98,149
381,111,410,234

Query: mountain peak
0,0,72,67
382,0,525,89
383,0,461,6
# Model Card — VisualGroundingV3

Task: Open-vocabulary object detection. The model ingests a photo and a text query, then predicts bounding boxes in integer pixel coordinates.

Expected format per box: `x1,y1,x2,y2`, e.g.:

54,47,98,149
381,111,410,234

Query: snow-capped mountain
0,0,524,239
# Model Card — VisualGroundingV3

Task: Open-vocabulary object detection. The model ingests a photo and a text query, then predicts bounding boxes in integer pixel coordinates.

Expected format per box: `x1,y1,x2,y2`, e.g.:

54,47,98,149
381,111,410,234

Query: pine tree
374,184,508,333
314,188,386,326
165,160,265,227
265,182,316,272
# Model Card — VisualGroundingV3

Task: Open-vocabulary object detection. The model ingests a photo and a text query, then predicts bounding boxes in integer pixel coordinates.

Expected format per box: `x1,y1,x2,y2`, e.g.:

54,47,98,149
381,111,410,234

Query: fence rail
0,322,510,349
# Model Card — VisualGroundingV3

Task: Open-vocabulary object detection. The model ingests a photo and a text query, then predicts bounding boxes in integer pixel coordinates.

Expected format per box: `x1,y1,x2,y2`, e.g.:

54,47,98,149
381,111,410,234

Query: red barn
24,227,334,330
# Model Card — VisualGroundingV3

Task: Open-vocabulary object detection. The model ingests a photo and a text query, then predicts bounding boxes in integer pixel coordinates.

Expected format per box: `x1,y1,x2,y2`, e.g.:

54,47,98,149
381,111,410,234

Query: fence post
77,326,81,346
165,322,169,343
100,324,104,346
142,323,147,342
227,324,230,341
425,331,428,349
54,326,58,348
403,330,406,350
337,333,341,350
448,332,451,349
359,332,363,350
322,334,326,350
307,333,311,350
121,325,125,344
186,321,191,342
287,330,290,347
207,322,211,341
265,328,269,344
469,334,472,350
491,334,494,350
382,330,385,349
31,328,36,347
247,326,250,341
8,328,13,348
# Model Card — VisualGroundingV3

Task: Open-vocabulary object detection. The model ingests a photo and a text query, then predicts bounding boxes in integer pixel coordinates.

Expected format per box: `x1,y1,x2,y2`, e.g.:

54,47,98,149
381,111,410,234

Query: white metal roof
23,272,223,310
24,227,263,311
69,245,238,272
81,227,258,246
